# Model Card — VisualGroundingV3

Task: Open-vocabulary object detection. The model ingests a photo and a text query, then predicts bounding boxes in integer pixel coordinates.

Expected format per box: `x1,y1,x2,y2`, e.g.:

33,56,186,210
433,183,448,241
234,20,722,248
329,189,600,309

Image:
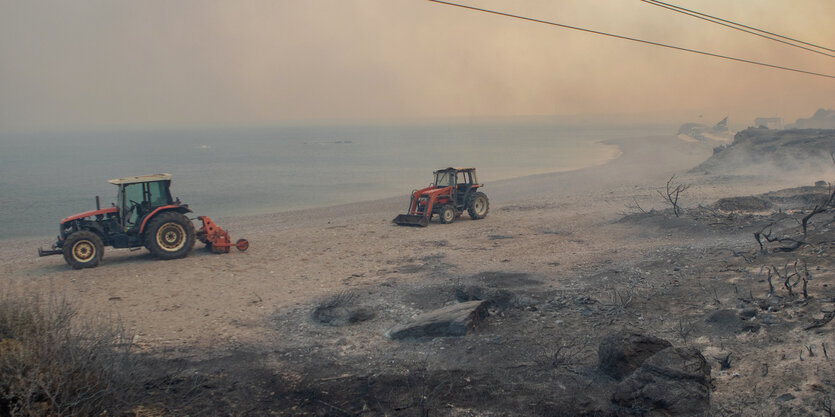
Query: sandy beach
3,133,834,415
5,135,708,347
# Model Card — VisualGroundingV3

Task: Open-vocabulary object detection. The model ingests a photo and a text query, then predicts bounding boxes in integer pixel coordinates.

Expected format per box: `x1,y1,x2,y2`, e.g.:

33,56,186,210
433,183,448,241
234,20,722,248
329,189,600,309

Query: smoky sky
1,0,833,132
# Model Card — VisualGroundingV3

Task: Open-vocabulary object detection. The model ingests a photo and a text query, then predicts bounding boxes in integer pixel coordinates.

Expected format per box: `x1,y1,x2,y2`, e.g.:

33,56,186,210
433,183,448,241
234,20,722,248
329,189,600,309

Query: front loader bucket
393,214,429,227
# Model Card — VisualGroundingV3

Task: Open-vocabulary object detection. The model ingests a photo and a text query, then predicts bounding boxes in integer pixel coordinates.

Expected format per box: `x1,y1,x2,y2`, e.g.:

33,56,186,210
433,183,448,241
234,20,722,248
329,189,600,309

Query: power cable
642,0,835,54
641,0,835,59
426,0,835,80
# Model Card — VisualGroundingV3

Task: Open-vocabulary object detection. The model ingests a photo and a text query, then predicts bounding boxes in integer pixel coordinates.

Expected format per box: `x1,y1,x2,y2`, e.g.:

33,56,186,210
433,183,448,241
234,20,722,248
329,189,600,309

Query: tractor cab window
147,181,173,207
120,183,145,227
460,171,473,184
118,181,173,228
435,171,455,187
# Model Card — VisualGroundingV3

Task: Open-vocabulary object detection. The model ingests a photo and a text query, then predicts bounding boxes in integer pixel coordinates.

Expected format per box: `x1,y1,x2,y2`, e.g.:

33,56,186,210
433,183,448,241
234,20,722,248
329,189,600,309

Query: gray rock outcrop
597,331,672,380
612,346,711,416
385,300,487,340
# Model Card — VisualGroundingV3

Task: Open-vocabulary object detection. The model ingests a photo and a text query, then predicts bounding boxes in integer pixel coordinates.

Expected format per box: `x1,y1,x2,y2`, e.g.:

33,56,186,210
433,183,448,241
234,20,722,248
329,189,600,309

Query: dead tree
772,261,800,298
761,266,775,296
754,154,835,252
657,174,690,217
754,217,803,253
714,353,732,370
754,183,835,252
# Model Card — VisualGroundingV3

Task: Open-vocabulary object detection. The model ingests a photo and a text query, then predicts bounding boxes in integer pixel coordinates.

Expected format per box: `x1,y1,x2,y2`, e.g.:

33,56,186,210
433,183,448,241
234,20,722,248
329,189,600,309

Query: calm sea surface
0,122,669,240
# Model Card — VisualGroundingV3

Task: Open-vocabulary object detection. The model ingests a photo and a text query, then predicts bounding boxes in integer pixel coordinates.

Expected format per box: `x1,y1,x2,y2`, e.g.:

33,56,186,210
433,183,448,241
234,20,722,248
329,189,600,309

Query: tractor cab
433,167,477,188
433,167,478,206
108,173,177,231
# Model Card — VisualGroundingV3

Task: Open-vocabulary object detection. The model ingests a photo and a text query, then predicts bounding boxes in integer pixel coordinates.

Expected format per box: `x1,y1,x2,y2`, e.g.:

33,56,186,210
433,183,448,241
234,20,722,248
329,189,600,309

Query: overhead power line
426,0,835,80
642,0,835,55
640,0,835,59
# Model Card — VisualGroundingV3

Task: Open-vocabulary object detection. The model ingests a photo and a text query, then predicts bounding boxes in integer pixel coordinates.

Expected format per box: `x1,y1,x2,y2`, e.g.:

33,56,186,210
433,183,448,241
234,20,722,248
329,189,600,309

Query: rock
598,332,673,380
385,300,488,340
613,347,711,416
775,393,795,403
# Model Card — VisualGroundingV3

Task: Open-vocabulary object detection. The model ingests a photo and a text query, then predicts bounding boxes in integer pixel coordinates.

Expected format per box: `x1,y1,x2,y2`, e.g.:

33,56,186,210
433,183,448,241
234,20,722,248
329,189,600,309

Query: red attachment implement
196,216,249,253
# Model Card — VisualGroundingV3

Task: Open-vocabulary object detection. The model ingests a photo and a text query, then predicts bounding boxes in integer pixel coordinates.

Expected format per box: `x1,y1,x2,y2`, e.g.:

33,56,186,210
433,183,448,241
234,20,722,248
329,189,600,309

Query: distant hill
690,127,835,174
787,108,835,129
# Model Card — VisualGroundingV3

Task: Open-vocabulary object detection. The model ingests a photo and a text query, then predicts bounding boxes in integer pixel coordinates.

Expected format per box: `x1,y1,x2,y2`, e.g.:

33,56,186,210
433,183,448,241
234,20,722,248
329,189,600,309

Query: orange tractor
38,174,247,269
393,167,489,227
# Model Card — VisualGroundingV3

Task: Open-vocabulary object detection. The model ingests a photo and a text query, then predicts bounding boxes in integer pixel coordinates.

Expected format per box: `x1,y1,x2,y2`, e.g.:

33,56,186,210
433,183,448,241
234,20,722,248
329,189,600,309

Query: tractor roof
435,167,476,173
107,173,172,185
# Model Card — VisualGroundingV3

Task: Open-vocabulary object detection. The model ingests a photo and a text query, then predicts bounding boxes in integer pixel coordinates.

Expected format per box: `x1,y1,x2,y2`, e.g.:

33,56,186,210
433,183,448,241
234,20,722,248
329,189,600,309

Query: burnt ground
124,184,835,417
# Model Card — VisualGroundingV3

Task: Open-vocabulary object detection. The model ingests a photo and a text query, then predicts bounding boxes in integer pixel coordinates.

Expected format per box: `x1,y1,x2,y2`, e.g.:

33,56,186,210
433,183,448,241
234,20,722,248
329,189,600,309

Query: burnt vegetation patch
311,292,375,326
714,195,772,212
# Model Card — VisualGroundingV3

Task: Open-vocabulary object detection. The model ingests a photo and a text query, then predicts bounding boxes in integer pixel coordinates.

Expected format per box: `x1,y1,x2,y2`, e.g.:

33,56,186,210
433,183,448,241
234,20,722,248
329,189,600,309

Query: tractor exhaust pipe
96,195,100,210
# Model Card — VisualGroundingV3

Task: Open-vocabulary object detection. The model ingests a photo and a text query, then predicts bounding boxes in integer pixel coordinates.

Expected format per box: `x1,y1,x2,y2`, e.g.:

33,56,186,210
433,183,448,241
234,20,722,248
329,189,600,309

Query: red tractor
393,167,489,227
38,173,246,269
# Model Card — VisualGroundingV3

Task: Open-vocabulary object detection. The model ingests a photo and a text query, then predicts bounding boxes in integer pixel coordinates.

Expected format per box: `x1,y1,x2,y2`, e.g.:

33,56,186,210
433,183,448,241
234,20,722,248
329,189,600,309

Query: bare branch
657,174,690,217
626,196,648,214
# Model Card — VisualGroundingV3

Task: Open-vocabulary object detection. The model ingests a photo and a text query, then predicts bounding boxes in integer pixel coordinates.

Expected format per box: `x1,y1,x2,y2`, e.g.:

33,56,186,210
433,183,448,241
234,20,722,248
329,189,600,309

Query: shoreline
2,122,672,242
7,136,632,243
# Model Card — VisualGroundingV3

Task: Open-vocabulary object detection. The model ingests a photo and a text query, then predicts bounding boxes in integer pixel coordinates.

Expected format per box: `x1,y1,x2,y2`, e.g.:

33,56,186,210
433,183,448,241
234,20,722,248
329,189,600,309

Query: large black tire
467,192,489,220
62,230,104,269
145,212,195,260
439,204,456,224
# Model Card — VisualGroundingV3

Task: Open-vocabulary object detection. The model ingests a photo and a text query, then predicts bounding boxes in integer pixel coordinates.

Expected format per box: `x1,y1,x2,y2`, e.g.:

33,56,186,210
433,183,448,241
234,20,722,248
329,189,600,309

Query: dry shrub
0,290,136,416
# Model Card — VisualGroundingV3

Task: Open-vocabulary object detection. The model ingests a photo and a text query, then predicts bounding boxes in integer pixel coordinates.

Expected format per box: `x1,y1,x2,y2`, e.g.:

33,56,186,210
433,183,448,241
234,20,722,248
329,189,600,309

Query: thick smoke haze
1,0,834,132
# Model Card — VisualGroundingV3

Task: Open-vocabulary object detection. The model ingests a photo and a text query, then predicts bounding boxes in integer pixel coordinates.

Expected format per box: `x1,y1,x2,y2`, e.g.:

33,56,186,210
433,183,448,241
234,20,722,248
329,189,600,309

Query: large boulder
597,332,672,380
385,300,487,340
612,347,711,416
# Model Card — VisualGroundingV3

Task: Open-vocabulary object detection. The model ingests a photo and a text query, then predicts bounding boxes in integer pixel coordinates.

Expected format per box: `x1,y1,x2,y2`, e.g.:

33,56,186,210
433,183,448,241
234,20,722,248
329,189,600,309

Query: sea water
0,122,669,240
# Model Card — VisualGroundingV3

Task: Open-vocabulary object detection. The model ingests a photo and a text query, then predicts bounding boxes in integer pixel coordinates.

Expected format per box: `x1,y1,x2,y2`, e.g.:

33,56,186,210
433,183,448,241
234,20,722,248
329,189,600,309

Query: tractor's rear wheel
145,212,195,260
63,230,104,269
439,204,456,224
467,192,489,220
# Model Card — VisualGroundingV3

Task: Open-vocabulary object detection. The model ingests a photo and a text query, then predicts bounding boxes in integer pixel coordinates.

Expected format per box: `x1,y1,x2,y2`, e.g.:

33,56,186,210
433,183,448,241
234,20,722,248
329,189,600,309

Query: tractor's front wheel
63,230,104,269
467,192,489,220
439,204,456,224
145,212,195,260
